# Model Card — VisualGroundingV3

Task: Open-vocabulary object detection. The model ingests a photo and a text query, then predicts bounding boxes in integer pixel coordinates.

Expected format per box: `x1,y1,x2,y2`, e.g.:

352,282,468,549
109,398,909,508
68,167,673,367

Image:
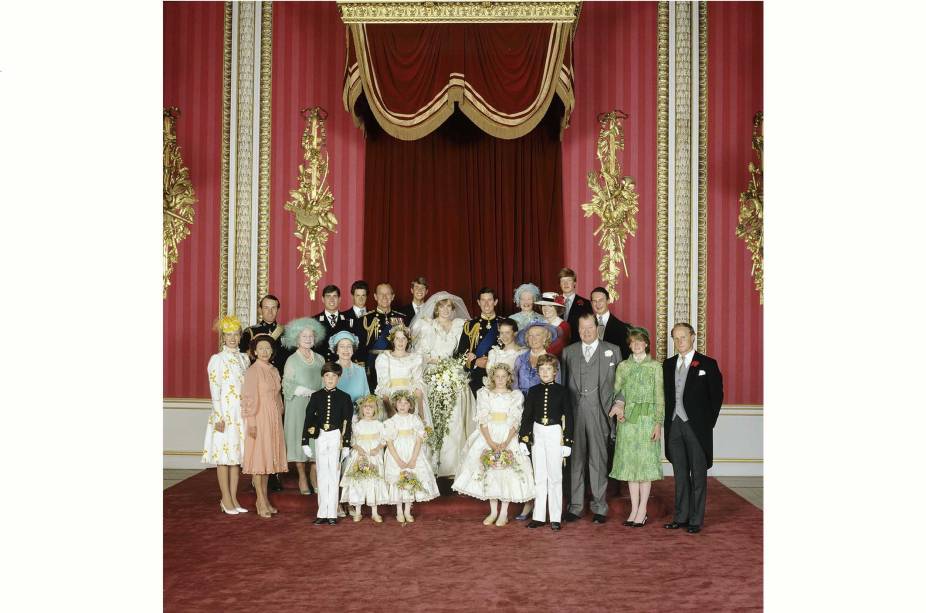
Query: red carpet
164,470,762,611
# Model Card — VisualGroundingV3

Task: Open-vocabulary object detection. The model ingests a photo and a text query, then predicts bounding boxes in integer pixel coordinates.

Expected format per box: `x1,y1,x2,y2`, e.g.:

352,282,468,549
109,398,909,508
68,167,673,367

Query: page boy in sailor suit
303,362,353,525
519,354,574,531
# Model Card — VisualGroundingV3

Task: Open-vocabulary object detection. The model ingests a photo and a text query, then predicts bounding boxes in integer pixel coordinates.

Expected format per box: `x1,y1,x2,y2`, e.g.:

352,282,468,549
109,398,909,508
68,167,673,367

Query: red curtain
345,22,575,140
362,102,565,314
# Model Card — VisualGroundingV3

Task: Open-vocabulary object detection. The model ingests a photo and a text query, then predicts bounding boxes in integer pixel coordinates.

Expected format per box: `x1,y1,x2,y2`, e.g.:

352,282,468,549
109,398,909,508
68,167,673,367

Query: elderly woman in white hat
508,282,544,331
535,291,571,357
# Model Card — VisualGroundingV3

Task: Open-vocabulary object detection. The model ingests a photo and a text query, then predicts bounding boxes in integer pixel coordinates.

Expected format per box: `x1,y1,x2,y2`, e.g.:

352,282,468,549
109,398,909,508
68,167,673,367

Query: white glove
340,447,351,461
293,385,312,397
302,444,313,459
518,442,530,457
561,445,572,458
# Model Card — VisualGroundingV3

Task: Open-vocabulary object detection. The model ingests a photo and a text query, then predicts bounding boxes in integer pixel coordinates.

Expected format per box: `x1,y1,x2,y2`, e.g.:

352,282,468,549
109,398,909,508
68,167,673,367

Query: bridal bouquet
479,449,516,470
348,457,379,481
423,355,469,462
475,448,524,486
397,470,424,494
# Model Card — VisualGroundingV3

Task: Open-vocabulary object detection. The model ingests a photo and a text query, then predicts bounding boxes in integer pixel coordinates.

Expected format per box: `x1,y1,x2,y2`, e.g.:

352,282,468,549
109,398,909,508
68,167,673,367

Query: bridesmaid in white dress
374,325,426,420
203,315,250,515
383,391,440,524
340,395,390,523
452,363,534,526
410,291,475,477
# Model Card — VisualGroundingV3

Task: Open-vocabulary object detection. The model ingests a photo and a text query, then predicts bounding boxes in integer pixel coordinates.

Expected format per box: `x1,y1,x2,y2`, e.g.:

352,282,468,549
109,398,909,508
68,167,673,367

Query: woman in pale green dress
608,326,664,527
281,317,325,494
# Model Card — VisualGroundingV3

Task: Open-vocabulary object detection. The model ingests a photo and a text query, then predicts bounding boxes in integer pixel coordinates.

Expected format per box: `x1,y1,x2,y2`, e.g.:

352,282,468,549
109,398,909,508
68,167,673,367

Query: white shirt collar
582,339,599,354
325,310,338,318
678,348,695,367
595,311,609,324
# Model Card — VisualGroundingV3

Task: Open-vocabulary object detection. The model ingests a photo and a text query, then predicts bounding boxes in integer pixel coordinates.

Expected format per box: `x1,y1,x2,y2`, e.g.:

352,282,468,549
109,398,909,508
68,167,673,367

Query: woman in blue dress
330,330,371,411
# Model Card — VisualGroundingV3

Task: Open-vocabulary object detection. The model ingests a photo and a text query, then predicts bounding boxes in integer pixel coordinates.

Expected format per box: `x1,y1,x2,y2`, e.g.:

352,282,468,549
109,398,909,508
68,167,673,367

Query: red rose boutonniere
690,360,700,368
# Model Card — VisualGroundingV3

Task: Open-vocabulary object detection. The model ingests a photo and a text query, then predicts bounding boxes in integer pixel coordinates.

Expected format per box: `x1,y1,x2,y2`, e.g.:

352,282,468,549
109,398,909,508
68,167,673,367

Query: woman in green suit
608,327,664,527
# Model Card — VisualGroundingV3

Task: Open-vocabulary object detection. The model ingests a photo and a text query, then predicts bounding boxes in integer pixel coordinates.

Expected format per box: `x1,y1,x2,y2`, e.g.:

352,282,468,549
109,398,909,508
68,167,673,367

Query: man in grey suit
561,312,622,524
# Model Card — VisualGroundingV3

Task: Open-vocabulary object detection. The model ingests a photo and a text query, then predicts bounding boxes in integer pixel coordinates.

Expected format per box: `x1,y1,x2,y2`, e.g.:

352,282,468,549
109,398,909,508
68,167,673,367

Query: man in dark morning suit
396,276,429,323
313,284,352,362
361,283,408,390
589,286,632,360
560,312,623,524
559,267,593,343
239,294,292,492
662,322,724,534
456,288,502,396
341,280,369,363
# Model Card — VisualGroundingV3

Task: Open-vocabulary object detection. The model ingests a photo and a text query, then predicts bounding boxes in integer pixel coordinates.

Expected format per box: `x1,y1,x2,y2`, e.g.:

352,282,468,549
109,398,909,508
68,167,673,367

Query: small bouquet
479,449,516,470
397,470,424,494
348,457,379,480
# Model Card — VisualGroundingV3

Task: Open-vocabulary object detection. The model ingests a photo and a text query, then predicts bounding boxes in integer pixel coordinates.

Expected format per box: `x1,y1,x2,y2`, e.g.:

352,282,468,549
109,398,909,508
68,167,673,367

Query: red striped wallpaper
562,1,659,342
163,1,224,398
269,1,367,322
707,1,763,404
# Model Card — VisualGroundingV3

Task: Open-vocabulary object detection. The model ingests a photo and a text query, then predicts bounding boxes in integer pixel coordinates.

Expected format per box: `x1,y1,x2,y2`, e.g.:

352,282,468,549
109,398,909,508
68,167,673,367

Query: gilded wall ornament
163,107,197,299
580,111,640,303
736,112,763,303
284,107,338,300
337,1,580,23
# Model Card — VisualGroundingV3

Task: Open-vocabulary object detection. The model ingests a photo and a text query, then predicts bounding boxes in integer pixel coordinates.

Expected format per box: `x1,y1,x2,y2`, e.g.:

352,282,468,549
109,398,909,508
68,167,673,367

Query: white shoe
234,506,248,513
483,513,498,526
220,502,239,515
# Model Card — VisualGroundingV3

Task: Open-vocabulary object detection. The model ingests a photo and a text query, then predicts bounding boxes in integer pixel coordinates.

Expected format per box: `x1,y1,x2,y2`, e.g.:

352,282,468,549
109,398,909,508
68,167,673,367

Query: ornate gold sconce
580,110,640,302
284,106,338,300
735,111,763,303
163,107,197,299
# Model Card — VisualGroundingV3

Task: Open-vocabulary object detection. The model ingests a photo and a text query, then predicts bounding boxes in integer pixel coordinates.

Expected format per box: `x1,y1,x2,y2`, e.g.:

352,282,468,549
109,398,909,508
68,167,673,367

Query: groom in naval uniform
662,322,723,534
361,283,408,391
560,312,622,523
456,288,501,396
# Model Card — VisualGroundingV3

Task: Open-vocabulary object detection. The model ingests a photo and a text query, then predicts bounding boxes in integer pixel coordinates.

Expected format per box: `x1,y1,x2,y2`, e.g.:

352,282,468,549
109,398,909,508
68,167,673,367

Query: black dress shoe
328,518,337,525
592,514,606,524
563,512,581,522
527,520,544,529
687,525,701,534
268,474,283,492
550,522,561,531
622,520,635,527
632,515,648,528
664,521,690,530
313,518,327,525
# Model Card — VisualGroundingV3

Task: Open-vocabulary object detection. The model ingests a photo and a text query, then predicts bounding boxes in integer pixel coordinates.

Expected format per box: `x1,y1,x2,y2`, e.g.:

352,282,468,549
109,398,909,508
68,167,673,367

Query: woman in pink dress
241,335,288,518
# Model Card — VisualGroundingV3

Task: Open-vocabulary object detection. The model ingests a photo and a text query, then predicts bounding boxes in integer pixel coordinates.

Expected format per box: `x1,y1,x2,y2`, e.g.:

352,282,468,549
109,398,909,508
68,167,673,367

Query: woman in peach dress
241,334,288,518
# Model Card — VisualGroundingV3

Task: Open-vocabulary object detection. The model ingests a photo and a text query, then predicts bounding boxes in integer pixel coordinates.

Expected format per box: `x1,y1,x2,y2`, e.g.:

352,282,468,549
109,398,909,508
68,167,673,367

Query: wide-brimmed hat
281,317,327,349
328,330,360,352
516,320,560,346
535,292,566,308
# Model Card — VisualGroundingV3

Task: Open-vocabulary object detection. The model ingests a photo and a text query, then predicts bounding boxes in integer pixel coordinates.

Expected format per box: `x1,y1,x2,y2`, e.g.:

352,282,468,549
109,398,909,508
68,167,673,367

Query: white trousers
316,429,342,518
531,423,563,523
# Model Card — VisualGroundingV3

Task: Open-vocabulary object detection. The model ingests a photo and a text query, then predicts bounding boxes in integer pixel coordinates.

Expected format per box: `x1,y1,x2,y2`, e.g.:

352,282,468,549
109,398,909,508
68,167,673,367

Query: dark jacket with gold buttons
302,388,353,447
519,381,574,446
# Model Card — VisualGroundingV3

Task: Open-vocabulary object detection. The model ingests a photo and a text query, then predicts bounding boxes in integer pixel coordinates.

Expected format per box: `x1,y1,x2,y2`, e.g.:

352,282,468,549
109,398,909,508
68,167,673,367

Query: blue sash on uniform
474,325,498,357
